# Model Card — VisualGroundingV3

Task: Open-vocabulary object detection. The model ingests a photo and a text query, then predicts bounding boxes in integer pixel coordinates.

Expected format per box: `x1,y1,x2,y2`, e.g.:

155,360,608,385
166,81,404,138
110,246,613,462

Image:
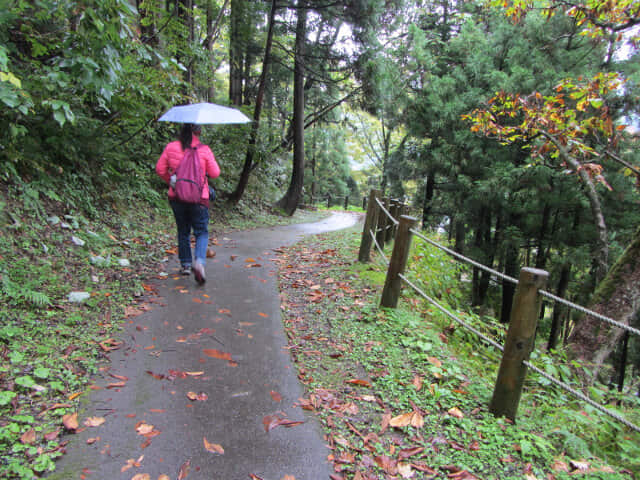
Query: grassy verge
277,226,640,479
0,177,327,479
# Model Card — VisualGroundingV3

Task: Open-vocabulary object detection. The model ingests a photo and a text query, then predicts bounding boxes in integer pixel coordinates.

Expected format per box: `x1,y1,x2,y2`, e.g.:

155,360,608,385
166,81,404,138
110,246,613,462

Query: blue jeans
169,200,209,268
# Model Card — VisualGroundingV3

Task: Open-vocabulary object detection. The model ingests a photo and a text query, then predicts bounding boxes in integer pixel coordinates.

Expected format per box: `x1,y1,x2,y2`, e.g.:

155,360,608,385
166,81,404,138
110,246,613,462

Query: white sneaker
192,261,206,285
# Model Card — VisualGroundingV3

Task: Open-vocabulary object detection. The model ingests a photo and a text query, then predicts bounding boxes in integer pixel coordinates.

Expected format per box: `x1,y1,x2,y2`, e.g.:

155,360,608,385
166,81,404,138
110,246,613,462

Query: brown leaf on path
109,373,129,381
203,437,224,454
397,462,414,479
107,381,126,389
346,379,371,387
249,475,265,480
20,428,36,444
270,390,282,402
447,470,478,479
140,437,152,449
187,391,208,401
62,412,79,431
158,476,171,480
84,416,106,427
178,459,191,479
136,422,155,435
44,429,60,441
87,437,100,445
203,348,232,360
281,476,296,480
130,474,150,480
146,370,165,380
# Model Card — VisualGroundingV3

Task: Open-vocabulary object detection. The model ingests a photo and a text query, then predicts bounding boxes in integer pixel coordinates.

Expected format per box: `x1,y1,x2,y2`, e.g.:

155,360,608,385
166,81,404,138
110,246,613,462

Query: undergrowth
0,171,326,479
278,226,640,479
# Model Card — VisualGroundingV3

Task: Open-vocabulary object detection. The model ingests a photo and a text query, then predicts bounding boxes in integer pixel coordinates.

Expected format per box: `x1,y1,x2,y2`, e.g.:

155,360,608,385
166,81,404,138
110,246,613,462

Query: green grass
278,227,640,479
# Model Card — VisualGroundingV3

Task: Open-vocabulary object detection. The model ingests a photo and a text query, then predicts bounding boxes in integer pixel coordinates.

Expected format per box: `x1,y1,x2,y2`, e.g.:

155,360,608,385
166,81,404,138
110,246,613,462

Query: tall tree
276,0,308,215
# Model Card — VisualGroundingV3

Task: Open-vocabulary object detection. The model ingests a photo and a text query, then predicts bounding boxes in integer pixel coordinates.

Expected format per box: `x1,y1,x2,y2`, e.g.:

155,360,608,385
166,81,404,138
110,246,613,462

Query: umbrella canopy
158,102,251,125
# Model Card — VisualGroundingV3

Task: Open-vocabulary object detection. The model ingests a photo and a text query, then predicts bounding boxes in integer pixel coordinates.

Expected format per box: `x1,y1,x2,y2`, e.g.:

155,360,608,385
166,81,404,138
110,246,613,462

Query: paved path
51,212,361,480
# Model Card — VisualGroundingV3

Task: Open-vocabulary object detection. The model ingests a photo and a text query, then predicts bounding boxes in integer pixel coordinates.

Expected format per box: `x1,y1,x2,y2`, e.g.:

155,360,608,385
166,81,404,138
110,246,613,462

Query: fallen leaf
158,476,170,480
412,375,423,391
270,391,282,402
398,446,424,459
20,428,36,444
87,437,100,445
249,475,264,480
131,474,150,480
44,429,60,441
84,416,106,427
68,391,83,401
281,476,296,480
448,407,464,419
186,391,208,401
346,379,371,387
203,437,224,454
390,411,423,428
136,423,155,435
178,459,191,479
203,349,232,360
258,312,268,317
63,412,79,431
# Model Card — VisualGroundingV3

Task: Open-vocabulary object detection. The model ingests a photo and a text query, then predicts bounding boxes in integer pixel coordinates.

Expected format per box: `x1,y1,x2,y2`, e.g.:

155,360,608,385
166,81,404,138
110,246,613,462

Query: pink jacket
155,135,220,206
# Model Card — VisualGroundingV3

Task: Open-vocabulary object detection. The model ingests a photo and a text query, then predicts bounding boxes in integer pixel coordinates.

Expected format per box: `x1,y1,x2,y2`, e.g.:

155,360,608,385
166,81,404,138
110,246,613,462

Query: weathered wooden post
344,195,349,210
358,190,381,263
327,196,332,208
381,215,418,308
490,267,548,421
376,197,389,249
387,200,399,242
362,196,367,210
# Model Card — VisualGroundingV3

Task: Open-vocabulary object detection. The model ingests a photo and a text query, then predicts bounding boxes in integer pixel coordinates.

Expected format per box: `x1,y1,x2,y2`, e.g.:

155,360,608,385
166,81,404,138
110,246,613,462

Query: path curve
50,212,361,480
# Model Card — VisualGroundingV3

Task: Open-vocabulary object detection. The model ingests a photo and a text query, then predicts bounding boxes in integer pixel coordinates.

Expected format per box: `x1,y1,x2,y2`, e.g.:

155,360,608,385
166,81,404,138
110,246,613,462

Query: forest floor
1,193,638,479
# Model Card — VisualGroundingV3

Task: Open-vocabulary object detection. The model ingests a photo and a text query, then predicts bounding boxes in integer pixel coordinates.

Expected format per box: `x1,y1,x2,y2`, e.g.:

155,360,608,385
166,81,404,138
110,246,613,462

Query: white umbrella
158,102,251,124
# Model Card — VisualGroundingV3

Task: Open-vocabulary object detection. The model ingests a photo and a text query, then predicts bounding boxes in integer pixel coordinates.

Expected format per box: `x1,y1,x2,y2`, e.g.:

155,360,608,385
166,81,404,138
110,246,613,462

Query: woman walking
156,123,220,284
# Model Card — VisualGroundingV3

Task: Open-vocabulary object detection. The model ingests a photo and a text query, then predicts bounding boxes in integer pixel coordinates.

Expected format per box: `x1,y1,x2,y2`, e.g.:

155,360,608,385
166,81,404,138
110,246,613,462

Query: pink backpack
174,144,204,203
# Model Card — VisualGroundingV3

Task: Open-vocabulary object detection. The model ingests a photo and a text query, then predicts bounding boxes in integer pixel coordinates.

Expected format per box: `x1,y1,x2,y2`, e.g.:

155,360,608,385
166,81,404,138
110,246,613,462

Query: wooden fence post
344,195,349,210
362,196,367,210
327,196,332,208
376,197,389,249
358,190,381,263
381,215,418,308
490,267,548,421
387,200,399,242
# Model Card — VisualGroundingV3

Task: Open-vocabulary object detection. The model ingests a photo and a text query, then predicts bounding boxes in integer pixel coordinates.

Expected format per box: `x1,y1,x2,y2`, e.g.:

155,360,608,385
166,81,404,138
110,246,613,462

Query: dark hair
179,124,201,150
179,124,193,150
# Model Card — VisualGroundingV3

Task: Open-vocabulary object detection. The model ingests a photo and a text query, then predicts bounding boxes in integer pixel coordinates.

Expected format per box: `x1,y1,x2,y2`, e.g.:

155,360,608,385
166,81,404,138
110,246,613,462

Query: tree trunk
229,0,245,105
275,0,307,216
228,0,276,204
500,240,519,324
568,227,640,380
421,170,435,228
137,0,157,46
548,262,571,350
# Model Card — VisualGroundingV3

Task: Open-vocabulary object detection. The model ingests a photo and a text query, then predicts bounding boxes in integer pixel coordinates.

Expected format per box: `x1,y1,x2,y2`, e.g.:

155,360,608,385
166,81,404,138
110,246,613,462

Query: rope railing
538,289,640,338
375,197,400,226
523,360,640,433
411,227,640,340
370,230,390,266
399,273,505,352
410,228,519,285
358,189,640,432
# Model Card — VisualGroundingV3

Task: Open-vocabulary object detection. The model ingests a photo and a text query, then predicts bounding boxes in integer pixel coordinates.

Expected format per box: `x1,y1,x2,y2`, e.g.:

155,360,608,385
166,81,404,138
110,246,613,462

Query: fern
1,275,51,306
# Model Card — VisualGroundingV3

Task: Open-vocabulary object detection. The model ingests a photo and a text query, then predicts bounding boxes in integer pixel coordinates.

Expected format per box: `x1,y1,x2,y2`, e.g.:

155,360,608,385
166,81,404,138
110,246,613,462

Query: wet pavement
49,212,361,480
